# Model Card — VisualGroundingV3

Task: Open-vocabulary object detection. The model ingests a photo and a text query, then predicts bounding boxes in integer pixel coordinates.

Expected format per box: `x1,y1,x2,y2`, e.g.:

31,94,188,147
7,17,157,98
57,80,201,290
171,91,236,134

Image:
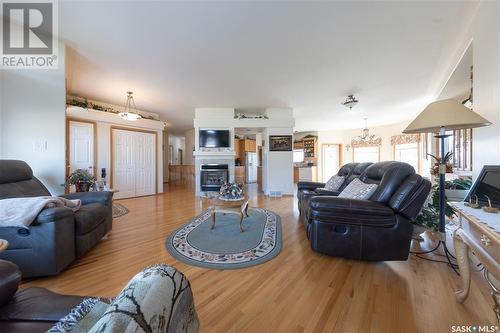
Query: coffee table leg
239,212,244,232
244,203,249,217
211,210,216,230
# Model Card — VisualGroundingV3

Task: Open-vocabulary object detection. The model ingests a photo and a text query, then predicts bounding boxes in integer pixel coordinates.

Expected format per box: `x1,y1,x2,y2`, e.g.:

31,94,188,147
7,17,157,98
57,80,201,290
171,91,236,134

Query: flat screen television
465,165,500,208
199,130,230,148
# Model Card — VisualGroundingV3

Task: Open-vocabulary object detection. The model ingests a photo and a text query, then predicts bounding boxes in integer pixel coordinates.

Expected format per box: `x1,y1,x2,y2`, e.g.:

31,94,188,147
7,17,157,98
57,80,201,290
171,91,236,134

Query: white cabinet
298,166,317,182
112,129,156,199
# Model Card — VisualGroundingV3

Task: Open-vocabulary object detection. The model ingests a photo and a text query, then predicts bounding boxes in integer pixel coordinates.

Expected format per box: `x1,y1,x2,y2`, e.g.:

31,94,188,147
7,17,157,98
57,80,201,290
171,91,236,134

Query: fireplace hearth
200,164,229,192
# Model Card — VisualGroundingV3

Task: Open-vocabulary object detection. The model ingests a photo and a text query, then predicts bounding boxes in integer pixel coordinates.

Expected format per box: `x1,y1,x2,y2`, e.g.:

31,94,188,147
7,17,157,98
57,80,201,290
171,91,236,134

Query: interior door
322,144,341,182
69,120,95,176
113,129,136,199
134,132,156,197
113,129,156,199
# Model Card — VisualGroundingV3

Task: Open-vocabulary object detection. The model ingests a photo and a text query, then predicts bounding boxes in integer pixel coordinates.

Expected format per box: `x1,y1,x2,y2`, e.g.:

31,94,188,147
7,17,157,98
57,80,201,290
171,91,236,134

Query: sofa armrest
60,191,113,207
314,188,340,196
35,206,74,225
297,181,325,191
309,196,395,227
0,260,22,307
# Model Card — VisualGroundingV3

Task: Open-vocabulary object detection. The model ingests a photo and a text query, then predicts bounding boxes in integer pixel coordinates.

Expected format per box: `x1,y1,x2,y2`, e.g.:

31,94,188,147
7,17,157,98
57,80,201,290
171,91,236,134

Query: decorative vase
75,181,91,192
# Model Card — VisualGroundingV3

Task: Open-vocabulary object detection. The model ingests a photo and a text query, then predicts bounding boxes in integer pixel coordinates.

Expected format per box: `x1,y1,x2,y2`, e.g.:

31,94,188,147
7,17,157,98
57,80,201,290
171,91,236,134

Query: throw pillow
324,175,345,191
338,178,378,200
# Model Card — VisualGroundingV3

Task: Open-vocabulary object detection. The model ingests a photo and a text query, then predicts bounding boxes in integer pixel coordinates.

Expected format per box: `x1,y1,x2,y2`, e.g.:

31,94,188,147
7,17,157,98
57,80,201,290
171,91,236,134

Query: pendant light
119,91,142,121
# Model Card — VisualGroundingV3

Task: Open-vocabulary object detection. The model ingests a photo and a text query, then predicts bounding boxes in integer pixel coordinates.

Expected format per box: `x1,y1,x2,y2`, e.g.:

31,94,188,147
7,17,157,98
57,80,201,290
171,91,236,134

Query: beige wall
317,120,431,182
163,130,169,182
184,128,195,165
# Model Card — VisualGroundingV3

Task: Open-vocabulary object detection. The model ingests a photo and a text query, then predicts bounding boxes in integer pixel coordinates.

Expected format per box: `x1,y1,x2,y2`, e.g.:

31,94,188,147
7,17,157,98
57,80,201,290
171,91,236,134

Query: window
353,146,379,163
394,142,419,172
444,129,472,171
293,149,304,163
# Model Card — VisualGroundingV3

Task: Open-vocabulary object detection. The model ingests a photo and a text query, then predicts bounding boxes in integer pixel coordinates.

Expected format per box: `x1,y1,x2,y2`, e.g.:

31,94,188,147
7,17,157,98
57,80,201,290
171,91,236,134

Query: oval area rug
165,208,282,269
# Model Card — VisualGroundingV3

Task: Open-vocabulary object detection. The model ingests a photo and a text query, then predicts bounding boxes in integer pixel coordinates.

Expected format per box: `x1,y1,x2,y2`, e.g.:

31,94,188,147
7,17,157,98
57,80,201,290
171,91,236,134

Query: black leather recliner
0,160,113,277
305,161,431,261
297,162,372,220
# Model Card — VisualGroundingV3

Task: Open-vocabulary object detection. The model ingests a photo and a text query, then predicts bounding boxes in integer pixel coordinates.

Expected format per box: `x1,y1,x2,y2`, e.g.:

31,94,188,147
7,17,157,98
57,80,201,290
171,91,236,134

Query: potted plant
444,178,472,202
412,184,455,240
65,169,96,192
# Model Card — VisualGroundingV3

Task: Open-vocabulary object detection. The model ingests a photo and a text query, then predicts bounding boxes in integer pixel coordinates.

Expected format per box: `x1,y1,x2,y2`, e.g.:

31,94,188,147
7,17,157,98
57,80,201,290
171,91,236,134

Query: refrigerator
246,152,258,183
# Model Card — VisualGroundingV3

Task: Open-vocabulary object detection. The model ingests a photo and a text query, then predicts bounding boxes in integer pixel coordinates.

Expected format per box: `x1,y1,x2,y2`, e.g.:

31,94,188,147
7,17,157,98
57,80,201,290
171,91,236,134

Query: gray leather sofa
0,160,113,277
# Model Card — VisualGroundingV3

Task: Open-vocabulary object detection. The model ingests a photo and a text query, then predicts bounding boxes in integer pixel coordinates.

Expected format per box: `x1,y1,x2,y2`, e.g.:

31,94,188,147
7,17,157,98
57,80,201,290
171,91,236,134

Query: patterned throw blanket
0,196,81,228
47,264,199,333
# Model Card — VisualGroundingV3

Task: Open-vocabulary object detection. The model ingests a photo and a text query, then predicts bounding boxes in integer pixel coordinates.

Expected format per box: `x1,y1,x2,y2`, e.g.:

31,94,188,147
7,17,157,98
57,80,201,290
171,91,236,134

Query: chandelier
342,94,359,110
352,118,380,145
119,91,142,121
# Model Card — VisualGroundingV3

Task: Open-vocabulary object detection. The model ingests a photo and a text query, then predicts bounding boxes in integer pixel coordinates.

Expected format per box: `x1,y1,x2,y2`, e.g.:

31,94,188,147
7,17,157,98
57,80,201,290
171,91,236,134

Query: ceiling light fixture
119,91,142,121
342,94,359,110
352,118,380,145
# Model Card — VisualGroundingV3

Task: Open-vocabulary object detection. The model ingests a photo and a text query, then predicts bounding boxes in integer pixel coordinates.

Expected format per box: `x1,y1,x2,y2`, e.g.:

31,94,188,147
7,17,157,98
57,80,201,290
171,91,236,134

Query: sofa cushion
338,178,378,200
74,203,108,235
324,175,345,191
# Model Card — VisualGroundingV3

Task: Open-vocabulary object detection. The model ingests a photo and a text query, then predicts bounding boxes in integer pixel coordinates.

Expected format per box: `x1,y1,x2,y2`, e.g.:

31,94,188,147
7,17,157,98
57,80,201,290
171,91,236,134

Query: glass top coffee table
206,196,249,232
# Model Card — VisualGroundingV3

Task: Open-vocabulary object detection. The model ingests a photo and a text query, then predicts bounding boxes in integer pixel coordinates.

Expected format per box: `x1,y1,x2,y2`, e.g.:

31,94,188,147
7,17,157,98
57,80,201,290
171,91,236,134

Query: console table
450,202,500,321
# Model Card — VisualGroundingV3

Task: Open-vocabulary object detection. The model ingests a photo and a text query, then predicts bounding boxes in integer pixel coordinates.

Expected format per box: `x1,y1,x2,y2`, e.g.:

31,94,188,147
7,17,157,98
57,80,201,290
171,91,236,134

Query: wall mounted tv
199,129,230,148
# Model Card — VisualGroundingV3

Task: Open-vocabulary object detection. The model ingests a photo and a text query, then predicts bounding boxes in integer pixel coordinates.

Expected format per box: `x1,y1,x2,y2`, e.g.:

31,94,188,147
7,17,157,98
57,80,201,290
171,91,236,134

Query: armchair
306,161,431,261
0,160,113,277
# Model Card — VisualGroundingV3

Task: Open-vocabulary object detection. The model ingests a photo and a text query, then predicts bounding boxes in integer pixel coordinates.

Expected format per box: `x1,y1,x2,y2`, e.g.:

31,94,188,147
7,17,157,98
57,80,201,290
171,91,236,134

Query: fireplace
200,164,229,192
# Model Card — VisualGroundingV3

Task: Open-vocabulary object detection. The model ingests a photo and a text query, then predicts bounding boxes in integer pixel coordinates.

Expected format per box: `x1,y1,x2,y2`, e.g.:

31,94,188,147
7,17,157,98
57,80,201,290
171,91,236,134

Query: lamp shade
403,99,491,133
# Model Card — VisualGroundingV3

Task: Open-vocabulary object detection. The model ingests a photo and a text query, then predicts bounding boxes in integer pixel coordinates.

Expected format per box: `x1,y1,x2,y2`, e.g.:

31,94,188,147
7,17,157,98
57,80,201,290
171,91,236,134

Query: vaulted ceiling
60,1,477,133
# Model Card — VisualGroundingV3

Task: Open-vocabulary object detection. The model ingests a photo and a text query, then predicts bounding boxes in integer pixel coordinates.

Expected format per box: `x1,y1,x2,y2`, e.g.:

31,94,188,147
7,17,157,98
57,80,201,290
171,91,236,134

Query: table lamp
404,98,491,270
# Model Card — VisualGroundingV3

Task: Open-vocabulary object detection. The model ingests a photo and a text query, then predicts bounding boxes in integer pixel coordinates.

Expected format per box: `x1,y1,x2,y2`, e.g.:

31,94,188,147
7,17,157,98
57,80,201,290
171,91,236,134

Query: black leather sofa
297,162,372,221
304,161,431,261
0,160,113,277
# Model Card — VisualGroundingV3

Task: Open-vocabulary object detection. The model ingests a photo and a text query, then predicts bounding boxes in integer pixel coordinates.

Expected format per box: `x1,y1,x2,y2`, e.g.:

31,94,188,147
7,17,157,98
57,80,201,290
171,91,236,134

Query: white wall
1,46,66,195
263,127,294,195
471,1,500,179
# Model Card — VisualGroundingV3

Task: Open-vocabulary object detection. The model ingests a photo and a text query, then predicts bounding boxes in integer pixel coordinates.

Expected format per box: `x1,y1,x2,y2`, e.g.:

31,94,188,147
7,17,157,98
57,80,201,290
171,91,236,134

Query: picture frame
269,135,293,151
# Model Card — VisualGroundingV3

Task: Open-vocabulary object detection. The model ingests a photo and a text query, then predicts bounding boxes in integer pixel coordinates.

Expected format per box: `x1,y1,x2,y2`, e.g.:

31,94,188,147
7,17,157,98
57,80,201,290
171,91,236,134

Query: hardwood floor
23,183,496,332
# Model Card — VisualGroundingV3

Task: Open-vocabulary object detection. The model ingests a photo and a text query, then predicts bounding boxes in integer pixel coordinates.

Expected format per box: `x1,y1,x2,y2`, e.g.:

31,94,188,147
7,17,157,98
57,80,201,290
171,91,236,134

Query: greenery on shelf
65,169,96,187
413,184,454,232
444,178,472,190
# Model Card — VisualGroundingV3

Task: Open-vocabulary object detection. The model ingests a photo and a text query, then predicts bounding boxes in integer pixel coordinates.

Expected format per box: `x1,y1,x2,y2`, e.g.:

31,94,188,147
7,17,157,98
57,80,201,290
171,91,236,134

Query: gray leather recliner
0,160,113,277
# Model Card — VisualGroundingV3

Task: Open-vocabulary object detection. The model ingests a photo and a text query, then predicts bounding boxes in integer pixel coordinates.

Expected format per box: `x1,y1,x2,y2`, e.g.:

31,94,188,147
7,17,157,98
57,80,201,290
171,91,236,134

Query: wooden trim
110,126,158,195
65,117,98,180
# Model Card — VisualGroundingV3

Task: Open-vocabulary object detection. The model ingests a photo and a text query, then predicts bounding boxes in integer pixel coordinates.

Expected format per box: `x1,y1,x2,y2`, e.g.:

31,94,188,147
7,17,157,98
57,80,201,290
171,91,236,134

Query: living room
0,1,499,332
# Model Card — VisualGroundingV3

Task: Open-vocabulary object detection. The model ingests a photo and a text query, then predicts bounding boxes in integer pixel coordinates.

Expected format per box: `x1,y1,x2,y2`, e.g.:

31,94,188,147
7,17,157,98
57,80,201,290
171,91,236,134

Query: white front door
322,144,340,182
69,120,95,175
113,129,156,199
